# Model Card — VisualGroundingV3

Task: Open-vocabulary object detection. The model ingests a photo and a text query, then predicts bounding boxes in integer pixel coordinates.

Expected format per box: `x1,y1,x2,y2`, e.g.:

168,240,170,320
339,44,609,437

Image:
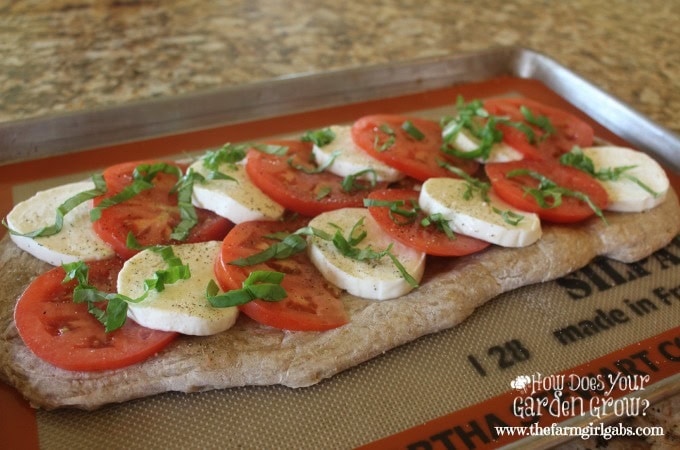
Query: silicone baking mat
1,76,679,449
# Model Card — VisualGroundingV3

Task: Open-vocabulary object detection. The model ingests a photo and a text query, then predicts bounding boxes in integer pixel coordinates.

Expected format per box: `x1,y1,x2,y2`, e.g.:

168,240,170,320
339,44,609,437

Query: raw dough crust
1,190,679,410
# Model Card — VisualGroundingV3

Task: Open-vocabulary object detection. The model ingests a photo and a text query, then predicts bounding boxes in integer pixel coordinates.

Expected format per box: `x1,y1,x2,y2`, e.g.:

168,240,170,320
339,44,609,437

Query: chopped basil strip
387,253,419,288
202,143,248,170
437,160,492,202
332,229,389,261
559,146,595,173
62,261,132,333
62,245,191,332
503,120,536,145
90,162,183,222
560,147,660,197
329,217,418,287
89,178,153,222
619,174,660,197
92,163,211,242
376,135,395,152
374,124,396,152
230,234,308,266
420,213,456,240
199,143,249,182
346,217,368,246
295,225,334,240
142,246,192,293
252,144,289,156
228,219,417,287
262,231,290,241
441,96,551,160
402,120,425,141
288,150,340,174
363,198,419,225
520,105,556,141
125,232,148,250
315,186,332,200
438,160,524,226
341,169,378,192
229,226,332,267
362,198,404,208
172,167,238,241
506,168,607,224
301,128,336,147
492,207,525,226
206,271,287,308
440,97,502,161
169,169,206,241
3,173,108,238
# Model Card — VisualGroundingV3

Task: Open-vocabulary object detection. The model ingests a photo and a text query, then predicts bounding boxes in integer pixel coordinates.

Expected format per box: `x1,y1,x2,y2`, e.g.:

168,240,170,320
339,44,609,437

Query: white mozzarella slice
312,125,404,182
419,178,541,247
119,241,238,336
6,181,115,266
581,146,669,212
307,208,425,301
451,128,524,163
189,159,284,223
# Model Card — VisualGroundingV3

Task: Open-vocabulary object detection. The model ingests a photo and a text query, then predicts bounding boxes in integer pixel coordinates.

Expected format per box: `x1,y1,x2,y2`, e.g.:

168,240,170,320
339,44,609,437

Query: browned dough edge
1,190,679,410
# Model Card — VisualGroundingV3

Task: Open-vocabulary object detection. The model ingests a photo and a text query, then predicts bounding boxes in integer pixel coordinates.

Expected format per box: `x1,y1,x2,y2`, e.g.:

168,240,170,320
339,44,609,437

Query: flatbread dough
1,189,679,410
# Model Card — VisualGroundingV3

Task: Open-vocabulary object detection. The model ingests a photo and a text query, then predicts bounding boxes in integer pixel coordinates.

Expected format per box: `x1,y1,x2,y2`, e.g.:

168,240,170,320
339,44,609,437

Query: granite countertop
1,0,679,133
1,1,678,449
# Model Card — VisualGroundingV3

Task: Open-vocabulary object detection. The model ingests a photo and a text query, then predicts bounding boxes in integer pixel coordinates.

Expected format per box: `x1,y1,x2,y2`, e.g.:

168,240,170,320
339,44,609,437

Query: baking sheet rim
1,46,678,171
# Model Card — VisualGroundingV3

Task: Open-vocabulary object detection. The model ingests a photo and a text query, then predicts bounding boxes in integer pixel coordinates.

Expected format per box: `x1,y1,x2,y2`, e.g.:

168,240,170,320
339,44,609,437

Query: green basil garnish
62,244,191,332
328,217,418,287
169,169,205,241
315,186,332,200
441,96,555,160
491,208,525,226
438,160,524,226
229,226,331,267
252,144,289,156
90,162,183,222
437,160,491,200
402,120,425,141
202,143,248,169
363,198,419,225
506,168,607,224
374,124,396,152
341,169,378,192
206,271,287,307
301,128,336,147
228,219,417,287
520,105,556,141
229,233,308,266
440,97,502,161
560,147,659,197
288,150,340,174
420,213,456,240
3,173,108,238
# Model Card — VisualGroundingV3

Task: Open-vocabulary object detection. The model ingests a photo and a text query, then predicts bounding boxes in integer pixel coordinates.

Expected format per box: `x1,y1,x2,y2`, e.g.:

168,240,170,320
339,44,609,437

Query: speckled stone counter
1,0,679,133
1,1,678,449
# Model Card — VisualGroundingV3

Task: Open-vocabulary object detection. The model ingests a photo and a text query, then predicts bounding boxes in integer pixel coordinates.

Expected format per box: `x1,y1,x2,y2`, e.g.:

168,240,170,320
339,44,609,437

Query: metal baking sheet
1,47,679,450
1,47,679,172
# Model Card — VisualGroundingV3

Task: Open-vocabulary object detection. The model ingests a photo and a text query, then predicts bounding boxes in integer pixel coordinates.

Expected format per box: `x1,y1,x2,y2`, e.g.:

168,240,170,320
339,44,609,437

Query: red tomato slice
485,160,609,223
483,98,594,160
214,220,348,331
245,140,388,217
351,115,479,182
93,160,232,259
367,189,491,256
14,258,176,372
